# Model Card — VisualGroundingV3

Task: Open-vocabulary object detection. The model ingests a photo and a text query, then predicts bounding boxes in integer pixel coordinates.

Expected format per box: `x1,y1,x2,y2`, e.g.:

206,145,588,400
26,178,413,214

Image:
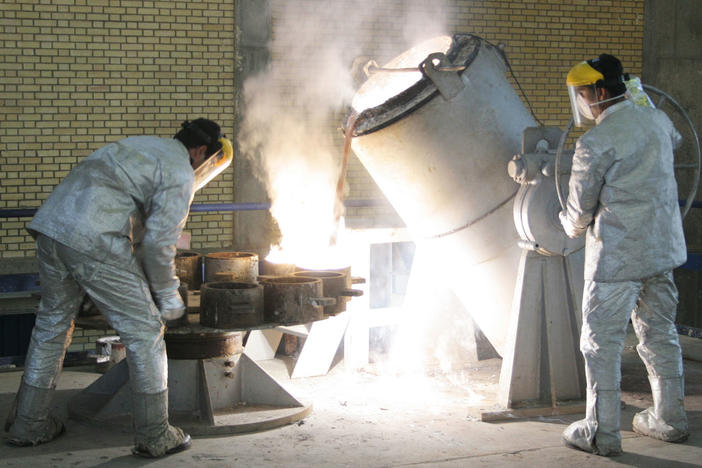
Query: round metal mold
293,270,362,315
164,329,243,360
200,281,264,329
295,264,351,285
262,276,334,325
295,264,366,288
175,250,202,290
261,259,297,277
204,251,259,283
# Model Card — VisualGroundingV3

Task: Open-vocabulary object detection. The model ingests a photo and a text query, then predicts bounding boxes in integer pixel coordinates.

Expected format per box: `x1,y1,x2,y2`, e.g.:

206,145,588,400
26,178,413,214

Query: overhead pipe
0,199,388,218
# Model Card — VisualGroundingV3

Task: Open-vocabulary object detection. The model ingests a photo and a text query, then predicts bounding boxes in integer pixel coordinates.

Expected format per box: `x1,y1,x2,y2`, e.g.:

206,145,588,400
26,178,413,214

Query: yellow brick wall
0,0,237,258
1,0,644,257
67,327,116,353
448,0,644,126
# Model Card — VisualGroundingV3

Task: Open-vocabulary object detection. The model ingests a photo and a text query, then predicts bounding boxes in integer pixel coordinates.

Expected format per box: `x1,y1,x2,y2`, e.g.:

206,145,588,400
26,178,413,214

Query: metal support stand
472,248,586,421
246,227,414,376
245,312,350,378
470,126,587,421
68,342,311,436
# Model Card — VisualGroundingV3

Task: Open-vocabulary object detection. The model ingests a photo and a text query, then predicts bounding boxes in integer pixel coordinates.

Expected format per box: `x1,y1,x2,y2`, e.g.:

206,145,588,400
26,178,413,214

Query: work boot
632,376,689,443
131,390,191,458
563,389,622,456
5,380,65,447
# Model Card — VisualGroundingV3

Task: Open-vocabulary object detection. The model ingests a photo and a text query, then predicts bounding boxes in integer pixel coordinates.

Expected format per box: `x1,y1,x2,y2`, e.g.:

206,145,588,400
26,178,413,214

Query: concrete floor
1,333,702,468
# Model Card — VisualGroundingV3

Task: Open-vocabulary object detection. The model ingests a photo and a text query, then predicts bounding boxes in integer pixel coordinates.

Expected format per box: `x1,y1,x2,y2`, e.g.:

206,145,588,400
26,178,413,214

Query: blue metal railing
1,198,698,218
0,199,387,218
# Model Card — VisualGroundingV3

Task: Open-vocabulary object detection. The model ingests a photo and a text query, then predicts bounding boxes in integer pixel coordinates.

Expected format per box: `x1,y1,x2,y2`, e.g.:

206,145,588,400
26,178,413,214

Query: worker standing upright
559,54,689,456
4,119,232,458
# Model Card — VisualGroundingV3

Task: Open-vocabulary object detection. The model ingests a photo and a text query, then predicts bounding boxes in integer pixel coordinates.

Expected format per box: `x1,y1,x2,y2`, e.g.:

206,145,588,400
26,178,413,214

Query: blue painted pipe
681,199,702,209
0,209,36,218
1,198,697,218
0,199,388,218
189,202,271,212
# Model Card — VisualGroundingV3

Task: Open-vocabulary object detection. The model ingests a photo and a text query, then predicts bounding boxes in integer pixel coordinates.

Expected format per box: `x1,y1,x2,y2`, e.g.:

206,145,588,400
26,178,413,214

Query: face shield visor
193,137,234,191
567,84,598,127
566,61,605,128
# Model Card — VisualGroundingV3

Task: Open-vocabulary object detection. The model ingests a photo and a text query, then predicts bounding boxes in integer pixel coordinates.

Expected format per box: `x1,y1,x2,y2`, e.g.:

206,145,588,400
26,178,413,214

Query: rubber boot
5,380,65,447
563,389,622,456
632,376,689,442
131,390,191,458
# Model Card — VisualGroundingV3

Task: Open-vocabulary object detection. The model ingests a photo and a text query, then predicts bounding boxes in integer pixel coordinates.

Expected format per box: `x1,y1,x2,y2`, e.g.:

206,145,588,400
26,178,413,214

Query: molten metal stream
330,112,359,245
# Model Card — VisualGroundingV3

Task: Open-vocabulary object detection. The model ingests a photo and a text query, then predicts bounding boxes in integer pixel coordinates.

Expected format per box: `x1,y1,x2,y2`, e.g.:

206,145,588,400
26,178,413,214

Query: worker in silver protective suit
559,54,688,456
4,119,232,457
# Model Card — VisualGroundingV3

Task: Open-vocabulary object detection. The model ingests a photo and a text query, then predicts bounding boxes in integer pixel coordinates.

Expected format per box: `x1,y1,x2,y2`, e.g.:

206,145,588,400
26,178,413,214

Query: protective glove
153,288,186,321
559,210,580,239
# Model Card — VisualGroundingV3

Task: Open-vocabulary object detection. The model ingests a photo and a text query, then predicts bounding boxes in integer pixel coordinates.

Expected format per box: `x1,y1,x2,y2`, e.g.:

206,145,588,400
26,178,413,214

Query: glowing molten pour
264,151,350,270
265,36,452,271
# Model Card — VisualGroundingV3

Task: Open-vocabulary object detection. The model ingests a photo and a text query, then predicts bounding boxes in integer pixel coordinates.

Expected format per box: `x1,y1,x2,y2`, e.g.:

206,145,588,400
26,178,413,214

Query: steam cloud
239,1,484,375
238,1,450,256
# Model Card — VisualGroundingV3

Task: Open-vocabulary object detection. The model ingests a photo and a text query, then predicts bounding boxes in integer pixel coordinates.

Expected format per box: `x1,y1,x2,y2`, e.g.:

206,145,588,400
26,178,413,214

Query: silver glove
559,210,581,239
154,288,186,320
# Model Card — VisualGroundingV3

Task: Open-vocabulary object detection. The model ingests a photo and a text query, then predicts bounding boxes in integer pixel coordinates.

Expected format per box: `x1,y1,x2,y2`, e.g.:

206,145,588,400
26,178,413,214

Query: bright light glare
264,151,351,270
360,241,493,408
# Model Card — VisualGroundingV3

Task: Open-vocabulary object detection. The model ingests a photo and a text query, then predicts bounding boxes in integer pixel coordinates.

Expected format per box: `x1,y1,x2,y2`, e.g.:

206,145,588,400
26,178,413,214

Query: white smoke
238,1,488,378
238,1,450,265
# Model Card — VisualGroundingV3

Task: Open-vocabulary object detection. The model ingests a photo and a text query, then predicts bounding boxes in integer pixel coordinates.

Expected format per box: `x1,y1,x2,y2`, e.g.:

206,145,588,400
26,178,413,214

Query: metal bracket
421,52,464,101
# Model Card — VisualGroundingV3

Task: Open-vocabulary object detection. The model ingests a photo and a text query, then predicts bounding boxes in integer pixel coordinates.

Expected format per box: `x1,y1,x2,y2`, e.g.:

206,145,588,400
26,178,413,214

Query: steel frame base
245,312,350,378
477,248,586,421
67,352,311,436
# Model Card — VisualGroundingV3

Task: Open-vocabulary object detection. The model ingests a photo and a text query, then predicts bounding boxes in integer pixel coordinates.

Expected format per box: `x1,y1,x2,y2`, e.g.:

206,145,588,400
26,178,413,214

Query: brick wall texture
0,0,236,257
1,0,644,258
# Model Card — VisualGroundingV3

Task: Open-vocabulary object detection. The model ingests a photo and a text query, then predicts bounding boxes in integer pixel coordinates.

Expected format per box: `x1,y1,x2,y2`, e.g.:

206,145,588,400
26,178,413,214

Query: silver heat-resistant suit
6,136,194,454
560,100,689,455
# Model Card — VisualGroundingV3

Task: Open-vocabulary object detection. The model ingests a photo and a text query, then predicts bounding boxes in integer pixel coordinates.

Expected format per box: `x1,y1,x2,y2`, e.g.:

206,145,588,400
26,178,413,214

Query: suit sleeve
141,164,195,303
560,139,614,238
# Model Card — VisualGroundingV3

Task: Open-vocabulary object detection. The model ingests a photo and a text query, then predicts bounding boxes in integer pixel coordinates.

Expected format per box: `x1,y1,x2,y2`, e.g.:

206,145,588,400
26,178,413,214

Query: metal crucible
164,329,244,360
261,259,297,277
293,270,363,315
200,282,264,329
261,276,336,325
175,250,203,290
204,251,259,283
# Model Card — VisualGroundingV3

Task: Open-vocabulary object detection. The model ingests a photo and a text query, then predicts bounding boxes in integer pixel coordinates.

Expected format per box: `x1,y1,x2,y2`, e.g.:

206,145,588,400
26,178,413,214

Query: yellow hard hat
566,61,604,87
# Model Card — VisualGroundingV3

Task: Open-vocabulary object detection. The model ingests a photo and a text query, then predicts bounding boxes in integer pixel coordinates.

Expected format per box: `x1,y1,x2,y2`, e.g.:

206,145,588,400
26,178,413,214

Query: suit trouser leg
631,271,688,441
6,235,81,445
563,279,640,456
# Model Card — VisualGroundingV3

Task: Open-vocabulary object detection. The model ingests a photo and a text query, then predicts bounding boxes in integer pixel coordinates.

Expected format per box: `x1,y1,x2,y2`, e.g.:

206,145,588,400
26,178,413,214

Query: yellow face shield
566,61,604,127
193,137,234,191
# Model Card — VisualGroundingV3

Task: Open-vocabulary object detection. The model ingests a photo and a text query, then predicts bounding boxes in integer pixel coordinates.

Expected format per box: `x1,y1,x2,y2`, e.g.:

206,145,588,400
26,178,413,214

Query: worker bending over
5,119,232,458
